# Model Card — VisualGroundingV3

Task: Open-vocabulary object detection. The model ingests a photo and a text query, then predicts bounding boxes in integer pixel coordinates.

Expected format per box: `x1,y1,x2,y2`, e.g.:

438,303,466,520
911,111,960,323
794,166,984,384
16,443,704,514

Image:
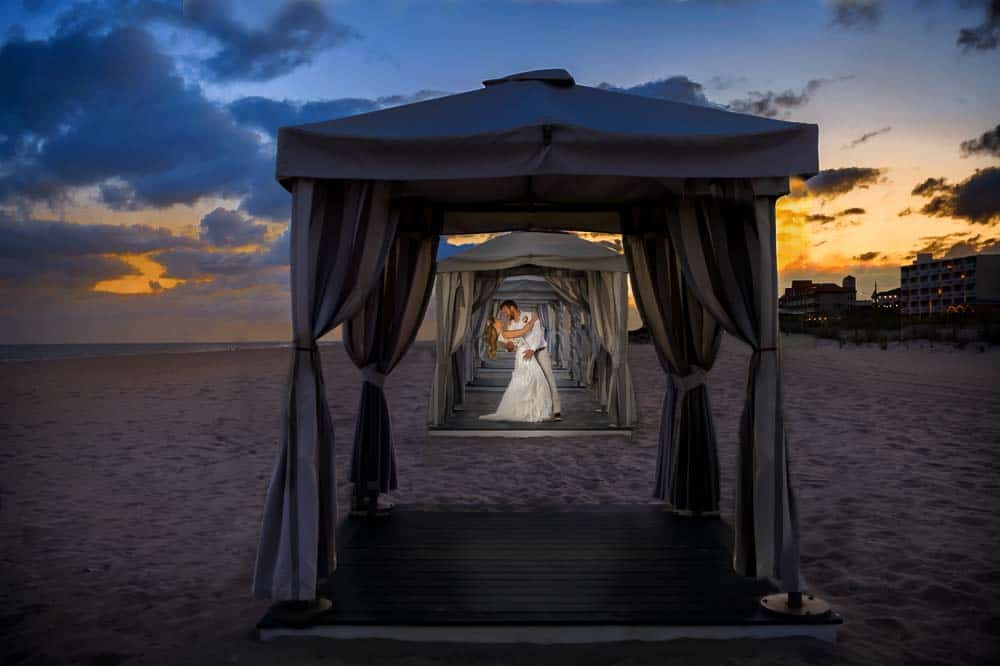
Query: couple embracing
479,299,563,423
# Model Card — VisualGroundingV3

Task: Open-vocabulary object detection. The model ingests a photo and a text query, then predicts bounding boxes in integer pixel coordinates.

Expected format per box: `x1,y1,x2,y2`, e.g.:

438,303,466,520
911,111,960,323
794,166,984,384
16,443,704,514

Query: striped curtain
253,179,398,601
344,206,439,506
667,179,804,594
622,206,722,515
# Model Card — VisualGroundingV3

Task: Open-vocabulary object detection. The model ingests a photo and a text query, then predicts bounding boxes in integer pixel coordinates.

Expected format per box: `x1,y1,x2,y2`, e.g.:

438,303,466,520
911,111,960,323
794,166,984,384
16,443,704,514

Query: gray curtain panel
253,179,398,601
568,307,584,384
667,179,804,594
429,271,500,425
537,302,551,346
344,211,439,503
469,304,490,380
586,271,637,427
552,302,563,367
545,272,590,308
622,207,723,514
580,309,597,389
545,273,591,386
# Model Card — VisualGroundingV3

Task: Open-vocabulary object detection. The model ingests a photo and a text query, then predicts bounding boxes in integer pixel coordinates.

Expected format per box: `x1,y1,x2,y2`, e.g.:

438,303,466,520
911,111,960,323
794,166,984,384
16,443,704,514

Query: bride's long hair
483,315,499,360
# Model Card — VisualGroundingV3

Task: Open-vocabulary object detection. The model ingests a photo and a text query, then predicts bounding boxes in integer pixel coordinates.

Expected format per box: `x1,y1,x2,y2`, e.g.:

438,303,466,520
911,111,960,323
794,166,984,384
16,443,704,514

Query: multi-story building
779,276,857,316
872,287,901,311
900,252,1000,316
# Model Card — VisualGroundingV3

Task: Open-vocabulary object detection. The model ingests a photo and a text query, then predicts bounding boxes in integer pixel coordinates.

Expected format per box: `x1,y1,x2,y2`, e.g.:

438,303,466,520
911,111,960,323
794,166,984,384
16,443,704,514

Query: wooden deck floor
430,359,630,437
257,506,842,642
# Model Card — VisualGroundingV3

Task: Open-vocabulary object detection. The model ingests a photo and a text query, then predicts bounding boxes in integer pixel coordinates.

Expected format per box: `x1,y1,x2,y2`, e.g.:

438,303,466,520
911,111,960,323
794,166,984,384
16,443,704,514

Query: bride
479,312,553,423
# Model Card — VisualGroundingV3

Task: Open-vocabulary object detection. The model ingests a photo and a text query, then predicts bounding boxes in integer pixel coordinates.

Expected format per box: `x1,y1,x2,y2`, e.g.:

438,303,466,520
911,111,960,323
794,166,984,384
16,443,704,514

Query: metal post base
760,592,831,617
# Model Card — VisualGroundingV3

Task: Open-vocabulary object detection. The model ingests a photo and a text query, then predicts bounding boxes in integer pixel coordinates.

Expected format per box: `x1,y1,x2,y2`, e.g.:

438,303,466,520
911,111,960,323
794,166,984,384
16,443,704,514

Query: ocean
0,341,313,363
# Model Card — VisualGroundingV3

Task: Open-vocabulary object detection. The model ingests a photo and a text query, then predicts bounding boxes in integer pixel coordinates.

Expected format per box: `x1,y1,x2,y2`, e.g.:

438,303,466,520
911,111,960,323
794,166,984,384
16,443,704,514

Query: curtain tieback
756,346,778,353
670,366,708,394
362,364,387,388
294,342,318,353
666,366,709,448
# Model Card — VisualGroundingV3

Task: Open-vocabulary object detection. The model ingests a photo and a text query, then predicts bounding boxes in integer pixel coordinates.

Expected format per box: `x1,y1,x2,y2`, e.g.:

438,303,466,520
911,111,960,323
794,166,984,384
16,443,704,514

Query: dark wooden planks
258,506,841,629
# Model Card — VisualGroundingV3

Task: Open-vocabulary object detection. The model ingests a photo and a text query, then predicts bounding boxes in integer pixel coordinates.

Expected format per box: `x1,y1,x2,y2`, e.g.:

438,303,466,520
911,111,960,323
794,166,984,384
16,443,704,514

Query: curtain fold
253,179,398,601
545,272,590,309
622,207,722,514
552,302,563,367
537,302,551,346
667,180,804,594
429,271,500,425
586,271,637,426
344,206,439,504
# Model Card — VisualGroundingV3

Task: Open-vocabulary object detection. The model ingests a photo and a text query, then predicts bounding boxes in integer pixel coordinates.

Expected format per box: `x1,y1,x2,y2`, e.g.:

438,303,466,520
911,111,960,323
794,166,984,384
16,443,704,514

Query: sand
1,335,999,665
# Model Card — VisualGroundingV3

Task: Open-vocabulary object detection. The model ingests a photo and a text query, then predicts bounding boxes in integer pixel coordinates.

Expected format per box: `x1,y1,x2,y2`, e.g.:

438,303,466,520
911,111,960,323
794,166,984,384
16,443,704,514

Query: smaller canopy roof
437,231,626,273
494,275,560,298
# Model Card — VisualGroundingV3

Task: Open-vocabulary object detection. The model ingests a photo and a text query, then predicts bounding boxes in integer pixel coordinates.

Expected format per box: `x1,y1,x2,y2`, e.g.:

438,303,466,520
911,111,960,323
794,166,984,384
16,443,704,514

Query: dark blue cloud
596,76,714,107
958,0,999,51
960,124,1000,157
0,25,268,210
153,233,289,289
199,207,268,247
50,0,357,82
799,167,886,199
829,0,882,30
0,214,200,287
912,167,1000,224
184,0,356,82
728,78,837,119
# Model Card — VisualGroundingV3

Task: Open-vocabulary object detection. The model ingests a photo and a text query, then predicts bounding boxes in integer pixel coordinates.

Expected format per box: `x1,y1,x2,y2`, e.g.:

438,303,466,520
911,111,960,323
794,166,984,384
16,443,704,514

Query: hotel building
900,253,1000,316
779,276,857,316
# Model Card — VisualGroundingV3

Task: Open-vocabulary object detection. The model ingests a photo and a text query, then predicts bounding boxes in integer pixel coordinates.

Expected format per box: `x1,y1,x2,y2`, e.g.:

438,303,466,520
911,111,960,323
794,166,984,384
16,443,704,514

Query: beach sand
2,335,999,665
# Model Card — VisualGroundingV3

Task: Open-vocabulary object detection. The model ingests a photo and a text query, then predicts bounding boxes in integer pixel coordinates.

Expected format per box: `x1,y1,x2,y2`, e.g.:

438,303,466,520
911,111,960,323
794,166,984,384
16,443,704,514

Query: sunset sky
0,0,997,342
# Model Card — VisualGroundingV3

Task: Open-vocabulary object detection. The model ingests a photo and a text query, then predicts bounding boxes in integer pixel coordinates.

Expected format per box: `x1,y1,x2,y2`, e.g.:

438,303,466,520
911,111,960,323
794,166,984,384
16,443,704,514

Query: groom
499,299,562,421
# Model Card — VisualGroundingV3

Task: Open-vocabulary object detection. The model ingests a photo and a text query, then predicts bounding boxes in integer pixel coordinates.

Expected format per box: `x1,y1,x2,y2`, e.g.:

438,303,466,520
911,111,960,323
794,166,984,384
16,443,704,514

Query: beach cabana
431,231,636,429
253,68,829,632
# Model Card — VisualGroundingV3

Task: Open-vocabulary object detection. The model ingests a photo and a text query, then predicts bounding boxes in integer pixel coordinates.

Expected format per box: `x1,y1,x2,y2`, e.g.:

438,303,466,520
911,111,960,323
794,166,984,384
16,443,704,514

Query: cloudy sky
0,0,997,342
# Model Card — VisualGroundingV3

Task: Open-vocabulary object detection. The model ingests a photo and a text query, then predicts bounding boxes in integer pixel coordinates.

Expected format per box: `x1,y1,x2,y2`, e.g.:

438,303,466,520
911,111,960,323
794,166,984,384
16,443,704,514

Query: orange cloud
92,253,183,294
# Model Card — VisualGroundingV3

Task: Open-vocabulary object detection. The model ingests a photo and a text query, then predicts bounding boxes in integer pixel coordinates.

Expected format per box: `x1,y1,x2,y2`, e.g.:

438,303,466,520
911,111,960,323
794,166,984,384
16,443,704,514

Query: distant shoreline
0,341,295,363
0,340,443,364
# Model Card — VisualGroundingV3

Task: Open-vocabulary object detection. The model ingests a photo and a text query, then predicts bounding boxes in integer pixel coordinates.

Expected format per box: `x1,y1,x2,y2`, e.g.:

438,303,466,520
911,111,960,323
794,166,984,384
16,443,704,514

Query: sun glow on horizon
92,253,183,295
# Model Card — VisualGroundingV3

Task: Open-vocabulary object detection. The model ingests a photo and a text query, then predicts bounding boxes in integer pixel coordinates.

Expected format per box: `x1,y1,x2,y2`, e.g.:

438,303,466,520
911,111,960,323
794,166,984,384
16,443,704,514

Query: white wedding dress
479,325,553,423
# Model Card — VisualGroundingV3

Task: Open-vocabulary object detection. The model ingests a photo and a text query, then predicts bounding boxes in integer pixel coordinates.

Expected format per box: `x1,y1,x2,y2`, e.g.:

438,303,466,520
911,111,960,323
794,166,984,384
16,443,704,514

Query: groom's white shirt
516,311,546,352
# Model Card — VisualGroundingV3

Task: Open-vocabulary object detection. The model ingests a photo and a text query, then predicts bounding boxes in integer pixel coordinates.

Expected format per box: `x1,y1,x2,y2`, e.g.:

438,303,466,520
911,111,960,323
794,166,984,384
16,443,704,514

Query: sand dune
1,335,998,665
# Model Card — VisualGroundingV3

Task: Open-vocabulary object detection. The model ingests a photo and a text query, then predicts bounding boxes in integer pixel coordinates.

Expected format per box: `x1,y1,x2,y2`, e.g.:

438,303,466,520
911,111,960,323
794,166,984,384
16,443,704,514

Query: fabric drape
253,179,397,601
622,208,723,514
586,271,637,427
552,302,563,367
344,209,438,503
429,272,500,425
667,180,803,594
537,302,551,346
545,273,591,386
545,272,590,309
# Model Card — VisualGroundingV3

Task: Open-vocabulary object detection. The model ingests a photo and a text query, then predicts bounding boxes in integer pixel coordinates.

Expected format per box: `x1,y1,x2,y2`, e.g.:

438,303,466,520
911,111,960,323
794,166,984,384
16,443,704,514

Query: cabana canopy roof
494,276,559,297
276,68,818,186
437,231,627,273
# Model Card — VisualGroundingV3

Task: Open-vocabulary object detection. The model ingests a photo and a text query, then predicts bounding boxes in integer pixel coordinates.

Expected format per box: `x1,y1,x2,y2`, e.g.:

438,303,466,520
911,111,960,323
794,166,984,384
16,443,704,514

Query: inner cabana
252,68,838,641
430,230,637,437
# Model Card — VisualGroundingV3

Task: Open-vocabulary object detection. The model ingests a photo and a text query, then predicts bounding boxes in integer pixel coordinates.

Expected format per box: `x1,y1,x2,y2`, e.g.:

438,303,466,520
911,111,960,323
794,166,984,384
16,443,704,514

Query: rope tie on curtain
294,342,318,352
756,346,778,353
669,366,708,394
668,365,709,445
362,364,387,388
